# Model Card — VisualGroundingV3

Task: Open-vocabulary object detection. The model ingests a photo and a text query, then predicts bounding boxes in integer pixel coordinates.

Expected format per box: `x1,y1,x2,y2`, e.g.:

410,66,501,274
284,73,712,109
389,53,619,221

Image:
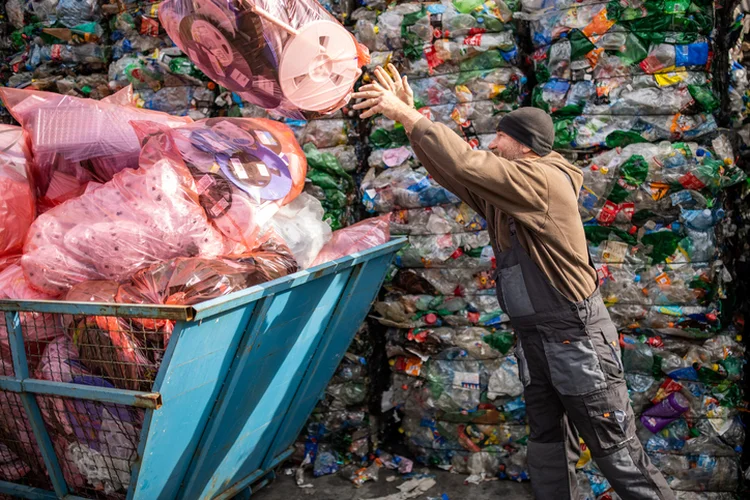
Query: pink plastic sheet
21,122,226,295
0,86,192,211
310,216,390,267
0,125,35,272
168,117,307,254
159,0,369,119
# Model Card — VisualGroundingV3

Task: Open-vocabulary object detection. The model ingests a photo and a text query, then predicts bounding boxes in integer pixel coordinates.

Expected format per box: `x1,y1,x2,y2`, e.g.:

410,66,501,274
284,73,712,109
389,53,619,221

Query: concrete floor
252,468,534,500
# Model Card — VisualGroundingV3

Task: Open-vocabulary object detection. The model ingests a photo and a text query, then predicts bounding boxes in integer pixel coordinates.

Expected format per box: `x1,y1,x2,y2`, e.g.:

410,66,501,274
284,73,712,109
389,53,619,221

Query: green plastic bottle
605,130,648,149
607,155,649,204
453,0,484,14
693,362,727,384
569,30,595,61
641,230,681,263
688,84,720,113
483,331,515,355
303,143,353,187
615,32,648,67
553,117,577,149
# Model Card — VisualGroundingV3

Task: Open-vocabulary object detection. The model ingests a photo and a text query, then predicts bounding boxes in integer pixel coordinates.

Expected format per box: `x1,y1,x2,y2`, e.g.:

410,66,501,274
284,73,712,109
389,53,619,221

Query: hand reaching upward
352,64,416,121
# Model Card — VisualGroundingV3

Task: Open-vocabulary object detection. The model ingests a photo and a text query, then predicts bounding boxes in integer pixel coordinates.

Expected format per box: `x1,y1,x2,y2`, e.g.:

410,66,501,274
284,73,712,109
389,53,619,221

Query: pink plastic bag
118,232,298,306
159,0,369,119
0,125,35,271
310,216,390,267
0,86,192,211
0,443,31,481
167,117,307,254
0,391,42,482
34,337,143,492
0,264,63,376
21,123,226,295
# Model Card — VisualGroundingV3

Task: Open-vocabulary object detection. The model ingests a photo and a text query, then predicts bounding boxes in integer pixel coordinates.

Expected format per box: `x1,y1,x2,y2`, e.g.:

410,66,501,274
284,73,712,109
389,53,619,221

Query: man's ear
521,145,532,154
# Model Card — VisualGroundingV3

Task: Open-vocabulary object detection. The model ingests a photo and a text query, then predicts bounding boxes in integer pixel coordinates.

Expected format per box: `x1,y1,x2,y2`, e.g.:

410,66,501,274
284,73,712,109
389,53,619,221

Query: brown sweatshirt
408,117,597,303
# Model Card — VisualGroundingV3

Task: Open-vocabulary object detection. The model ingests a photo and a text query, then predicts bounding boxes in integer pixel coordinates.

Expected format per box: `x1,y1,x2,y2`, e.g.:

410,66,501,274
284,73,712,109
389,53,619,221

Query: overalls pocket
590,323,624,378
582,381,636,452
513,338,531,387
538,325,606,396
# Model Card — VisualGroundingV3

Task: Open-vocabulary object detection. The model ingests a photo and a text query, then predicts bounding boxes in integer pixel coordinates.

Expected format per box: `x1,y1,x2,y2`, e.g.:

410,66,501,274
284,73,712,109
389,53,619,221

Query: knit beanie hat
496,108,555,156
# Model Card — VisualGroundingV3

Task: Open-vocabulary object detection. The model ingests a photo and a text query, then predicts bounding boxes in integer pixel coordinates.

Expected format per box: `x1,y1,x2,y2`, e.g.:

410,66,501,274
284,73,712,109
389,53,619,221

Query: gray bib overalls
494,213,675,500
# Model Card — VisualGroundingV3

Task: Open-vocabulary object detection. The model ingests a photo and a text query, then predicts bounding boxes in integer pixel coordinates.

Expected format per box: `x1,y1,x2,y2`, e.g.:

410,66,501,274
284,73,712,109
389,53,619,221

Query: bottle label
50,45,63,61
582,9,615,42
463,33,483,47
620,202,635,221
423,44,444,72
579,185,599,210
649,182,670,201
597,200,620,226
600,240,628,263
595,263,613,286
454,371,480,389
655,272,672,287
141,16,160,37
679,172,706,190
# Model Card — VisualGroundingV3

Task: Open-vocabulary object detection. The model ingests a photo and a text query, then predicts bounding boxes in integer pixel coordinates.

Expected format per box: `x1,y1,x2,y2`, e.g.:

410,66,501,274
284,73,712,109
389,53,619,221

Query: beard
492,141,528,161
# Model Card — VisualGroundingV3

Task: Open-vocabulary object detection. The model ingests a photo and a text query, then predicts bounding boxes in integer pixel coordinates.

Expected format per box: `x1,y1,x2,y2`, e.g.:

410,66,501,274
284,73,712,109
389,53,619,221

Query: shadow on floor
252,467,534,500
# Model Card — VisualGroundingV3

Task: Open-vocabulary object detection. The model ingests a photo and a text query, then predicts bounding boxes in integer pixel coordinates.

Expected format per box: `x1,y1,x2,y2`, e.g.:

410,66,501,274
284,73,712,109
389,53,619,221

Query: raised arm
353,66,549,230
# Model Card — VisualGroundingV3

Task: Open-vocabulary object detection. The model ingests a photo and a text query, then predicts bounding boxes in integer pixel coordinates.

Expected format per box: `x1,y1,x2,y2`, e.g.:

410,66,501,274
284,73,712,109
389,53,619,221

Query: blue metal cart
0,238,405,499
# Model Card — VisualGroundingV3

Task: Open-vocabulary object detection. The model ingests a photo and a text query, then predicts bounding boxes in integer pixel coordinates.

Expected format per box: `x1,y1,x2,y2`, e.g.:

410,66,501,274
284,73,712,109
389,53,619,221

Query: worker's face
489,132,531,161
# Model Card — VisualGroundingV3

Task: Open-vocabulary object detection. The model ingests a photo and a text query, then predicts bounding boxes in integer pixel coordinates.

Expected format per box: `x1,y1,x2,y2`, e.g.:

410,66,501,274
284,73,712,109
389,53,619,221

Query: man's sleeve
408,117,549,231
409,138,489,220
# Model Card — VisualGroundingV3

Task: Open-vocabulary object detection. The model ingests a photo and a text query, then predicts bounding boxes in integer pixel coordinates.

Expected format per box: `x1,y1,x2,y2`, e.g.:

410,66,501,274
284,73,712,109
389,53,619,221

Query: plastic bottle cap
601,167,609,174
425,313,438,324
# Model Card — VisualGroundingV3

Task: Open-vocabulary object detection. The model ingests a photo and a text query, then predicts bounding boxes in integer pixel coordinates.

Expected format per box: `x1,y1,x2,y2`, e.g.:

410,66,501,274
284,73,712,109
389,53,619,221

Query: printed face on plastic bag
167,117,307,255
159,0,369,119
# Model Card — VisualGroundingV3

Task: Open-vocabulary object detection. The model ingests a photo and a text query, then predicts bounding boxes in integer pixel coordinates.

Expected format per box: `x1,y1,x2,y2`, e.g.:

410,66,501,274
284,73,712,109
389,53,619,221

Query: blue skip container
0,238,405,499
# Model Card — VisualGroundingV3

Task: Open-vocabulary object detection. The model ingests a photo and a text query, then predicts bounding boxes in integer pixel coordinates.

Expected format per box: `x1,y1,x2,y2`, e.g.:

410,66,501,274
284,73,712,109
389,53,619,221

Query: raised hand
375,64,414,108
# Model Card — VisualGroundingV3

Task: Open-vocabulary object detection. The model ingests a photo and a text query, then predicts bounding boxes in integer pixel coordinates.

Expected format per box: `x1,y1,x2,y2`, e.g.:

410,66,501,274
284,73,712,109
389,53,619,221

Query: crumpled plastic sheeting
310,215,390,267
267,193,332,268
0,86,192,210
116,237,299,310
0,125,35,272
21,122,226,295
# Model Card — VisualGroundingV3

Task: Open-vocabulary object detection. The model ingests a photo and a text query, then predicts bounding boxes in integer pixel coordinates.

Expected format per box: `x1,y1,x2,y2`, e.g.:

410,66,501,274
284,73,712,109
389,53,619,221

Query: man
352,65,675,500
